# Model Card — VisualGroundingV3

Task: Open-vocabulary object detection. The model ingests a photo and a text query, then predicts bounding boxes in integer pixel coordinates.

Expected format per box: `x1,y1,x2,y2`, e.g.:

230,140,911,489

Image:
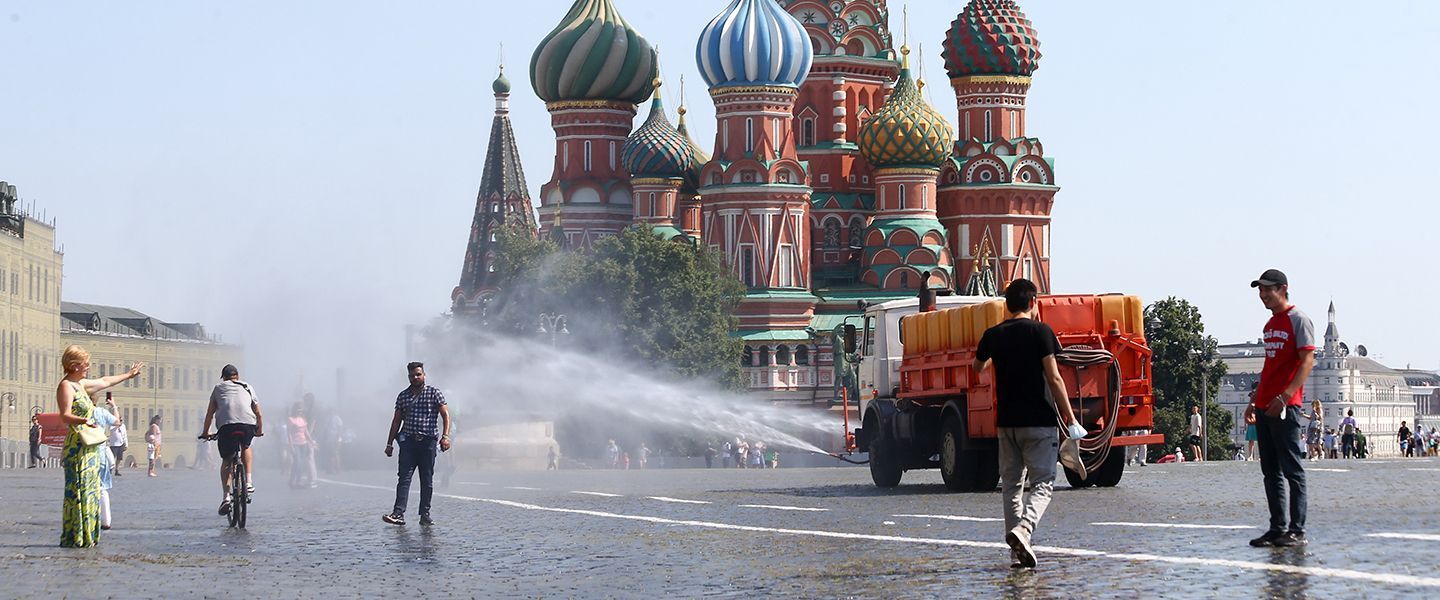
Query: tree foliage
1145,297,1231,460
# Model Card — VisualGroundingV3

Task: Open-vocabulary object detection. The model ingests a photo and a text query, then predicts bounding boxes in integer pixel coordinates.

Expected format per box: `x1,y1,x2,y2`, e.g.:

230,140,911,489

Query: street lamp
537,313,569,346
1,391,14,444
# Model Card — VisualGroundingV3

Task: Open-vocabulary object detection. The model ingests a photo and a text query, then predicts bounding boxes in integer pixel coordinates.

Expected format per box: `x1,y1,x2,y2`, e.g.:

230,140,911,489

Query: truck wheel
869,429,903,488
1064,465,1091,489
1093,449,1126,487
940,415,973,492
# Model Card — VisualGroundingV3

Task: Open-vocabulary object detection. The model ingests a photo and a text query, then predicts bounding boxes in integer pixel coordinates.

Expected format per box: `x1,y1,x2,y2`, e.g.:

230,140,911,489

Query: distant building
0,180,64,449
1401,369,1440,431
1217,302,1414,456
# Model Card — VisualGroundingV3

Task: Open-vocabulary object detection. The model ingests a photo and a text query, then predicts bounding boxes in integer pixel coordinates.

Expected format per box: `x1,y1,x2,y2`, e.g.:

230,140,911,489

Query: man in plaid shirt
383,362,451,526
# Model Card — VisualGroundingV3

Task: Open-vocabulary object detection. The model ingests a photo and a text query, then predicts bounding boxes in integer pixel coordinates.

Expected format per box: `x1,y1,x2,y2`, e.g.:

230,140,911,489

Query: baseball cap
1250,269,1287,288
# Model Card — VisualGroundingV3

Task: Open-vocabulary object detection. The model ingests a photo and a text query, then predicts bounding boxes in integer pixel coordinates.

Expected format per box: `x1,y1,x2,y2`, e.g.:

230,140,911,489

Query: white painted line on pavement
1308,468,1350,473
1092,522,1255,530
739,504,828,512
455,482,491,486
318,478,1440,589
1367,533,1440,542
1406,468,1440,472
572,491,624,498
647,496,711,505
893,514,1002,523
504,486,542,491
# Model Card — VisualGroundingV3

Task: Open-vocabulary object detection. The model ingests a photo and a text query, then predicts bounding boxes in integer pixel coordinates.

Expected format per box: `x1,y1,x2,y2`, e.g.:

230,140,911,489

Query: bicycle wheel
235,466,248,529
227,461,241,528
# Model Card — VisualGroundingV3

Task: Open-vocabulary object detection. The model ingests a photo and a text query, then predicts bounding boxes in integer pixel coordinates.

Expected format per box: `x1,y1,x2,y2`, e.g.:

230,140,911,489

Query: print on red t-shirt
1254,306,1315,409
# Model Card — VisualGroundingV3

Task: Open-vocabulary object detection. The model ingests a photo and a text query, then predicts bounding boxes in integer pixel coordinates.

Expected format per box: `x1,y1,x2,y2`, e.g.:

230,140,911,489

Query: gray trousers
999,427,1058,536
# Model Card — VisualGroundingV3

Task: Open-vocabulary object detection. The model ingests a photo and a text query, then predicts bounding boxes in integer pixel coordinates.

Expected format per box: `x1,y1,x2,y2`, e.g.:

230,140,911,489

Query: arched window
776,345,792,366
759,345,772,366
802,118,816,147
984,110,993,140
899,270,910,288
647,192,656,216
824,220,842,248
584,141,593,172
897,185,906,208
848,220,865,248
921,186,928,210
745,118,755,153
609,141,617,170
796,345,810,366
722,121,730,152
742,346,754,366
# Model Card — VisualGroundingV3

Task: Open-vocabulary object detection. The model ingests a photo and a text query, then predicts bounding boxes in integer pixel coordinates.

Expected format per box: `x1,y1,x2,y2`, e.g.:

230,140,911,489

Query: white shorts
147,443,156,461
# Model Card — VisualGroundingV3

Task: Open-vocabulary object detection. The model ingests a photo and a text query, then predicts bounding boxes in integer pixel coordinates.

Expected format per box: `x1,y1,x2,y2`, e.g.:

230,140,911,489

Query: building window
745,118,755,153
742,346,754,366
759,345,772,366
1011,112,1018,137
741,246,756,287
802,118,815,146
777,345,792,366
583,141,592,172
984,110,993,140
820,174,830,183
1023,258,1034,281
609,141,617,171
899,270,910,288
796,345,810,366
563,142,569,170
897,185,906,208
722,121,730,152
824,220,842,248
490,232,497,242
778,245,794,287
921,186,928,209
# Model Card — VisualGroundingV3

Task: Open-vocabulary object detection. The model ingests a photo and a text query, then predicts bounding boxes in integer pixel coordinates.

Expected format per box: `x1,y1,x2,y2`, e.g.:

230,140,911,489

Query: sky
1,0,1437,403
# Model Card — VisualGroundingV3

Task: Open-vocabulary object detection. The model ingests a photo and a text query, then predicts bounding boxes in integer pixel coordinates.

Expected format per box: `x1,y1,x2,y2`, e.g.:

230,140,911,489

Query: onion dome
942,0,1042,78
621,82,693,179
857,47,954,169
493,66,512,94
530,0,659,104
696,0,814,89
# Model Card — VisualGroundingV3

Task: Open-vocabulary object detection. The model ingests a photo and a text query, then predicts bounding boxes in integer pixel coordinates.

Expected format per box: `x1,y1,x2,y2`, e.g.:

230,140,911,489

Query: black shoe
382,513,405,526
1249,530,1283,547
219,500,232,516
1273,532,1307,547
419,514,434,526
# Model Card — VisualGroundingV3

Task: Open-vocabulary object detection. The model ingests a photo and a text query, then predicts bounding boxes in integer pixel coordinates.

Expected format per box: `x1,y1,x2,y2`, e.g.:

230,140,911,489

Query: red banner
34,413,69,446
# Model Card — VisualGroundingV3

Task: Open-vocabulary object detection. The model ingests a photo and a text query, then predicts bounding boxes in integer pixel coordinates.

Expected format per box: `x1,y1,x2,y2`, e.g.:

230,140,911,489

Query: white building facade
1217,303,1414,457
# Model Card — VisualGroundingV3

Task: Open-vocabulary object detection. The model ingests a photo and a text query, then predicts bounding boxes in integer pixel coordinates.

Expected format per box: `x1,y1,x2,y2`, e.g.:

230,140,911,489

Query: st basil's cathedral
453,0,1057,405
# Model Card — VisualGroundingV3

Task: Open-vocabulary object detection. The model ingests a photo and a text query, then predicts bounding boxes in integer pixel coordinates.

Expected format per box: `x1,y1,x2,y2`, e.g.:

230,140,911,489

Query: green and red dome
530,0,659,104
942,0,1042,79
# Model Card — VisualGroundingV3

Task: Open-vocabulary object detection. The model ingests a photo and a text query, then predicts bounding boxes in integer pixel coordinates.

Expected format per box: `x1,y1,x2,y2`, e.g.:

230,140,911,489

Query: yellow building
0,180,64,456
60,302,241,468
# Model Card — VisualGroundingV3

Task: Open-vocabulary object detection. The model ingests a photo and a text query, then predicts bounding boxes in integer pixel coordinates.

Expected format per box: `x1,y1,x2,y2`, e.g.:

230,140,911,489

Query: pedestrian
1398,421,1412,457
1246,269,1314,548
704,444,716,468
637,443,650,469
738,440,749,469
972,278,1087,569
1304,401,1323,460
106,404,127,476
720,440,732,468
1323,428,1337,460
768,448,779,469
1354,428,1368,459
606,439,620,469
548,445,559,470
288,403,317,488
145,414,163,477
28,414,43,468
1244,400,1259,462
749,442,765,469
383,362,451,526
321,411,345,473
1339,410,1357,459
56,345,143,548
1188,405,1205,462
91,402,118,531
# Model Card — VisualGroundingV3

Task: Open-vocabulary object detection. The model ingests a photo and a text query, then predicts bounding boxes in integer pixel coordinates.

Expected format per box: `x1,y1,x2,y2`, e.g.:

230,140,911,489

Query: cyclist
199,364,264,515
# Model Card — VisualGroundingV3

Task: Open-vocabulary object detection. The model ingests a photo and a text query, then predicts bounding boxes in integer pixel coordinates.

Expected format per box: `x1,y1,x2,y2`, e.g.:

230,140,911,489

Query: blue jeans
392,436,437,517
1256,409,1306,534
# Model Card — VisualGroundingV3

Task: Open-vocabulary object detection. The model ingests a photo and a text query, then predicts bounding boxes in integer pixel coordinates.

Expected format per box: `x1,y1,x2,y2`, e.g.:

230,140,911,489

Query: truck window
863,316,875,357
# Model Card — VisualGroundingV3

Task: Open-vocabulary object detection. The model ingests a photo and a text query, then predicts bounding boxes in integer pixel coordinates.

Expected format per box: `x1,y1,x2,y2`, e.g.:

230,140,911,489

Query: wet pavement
2,457,1438,598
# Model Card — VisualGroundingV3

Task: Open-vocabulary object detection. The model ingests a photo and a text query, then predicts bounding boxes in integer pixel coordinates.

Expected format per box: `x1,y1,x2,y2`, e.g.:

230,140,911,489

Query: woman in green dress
57,345,142,548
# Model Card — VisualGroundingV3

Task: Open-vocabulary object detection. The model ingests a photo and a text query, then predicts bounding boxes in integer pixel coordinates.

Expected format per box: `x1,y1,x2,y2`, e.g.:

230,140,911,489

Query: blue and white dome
696,0,814,89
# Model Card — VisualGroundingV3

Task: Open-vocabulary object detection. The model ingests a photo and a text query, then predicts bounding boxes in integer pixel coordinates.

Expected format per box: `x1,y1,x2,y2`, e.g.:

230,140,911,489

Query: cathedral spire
452,61,536,317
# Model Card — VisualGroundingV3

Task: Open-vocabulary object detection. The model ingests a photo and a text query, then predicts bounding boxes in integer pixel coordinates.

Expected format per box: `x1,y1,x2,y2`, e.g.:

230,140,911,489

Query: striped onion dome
942,0,1042,78
857,48,954,169
621,86,692,179
696,0,814,89
530,0,659,104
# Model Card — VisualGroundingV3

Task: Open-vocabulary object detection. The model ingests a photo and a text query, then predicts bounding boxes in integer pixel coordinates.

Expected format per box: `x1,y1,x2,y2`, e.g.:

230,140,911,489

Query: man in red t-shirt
1245,269,1316,548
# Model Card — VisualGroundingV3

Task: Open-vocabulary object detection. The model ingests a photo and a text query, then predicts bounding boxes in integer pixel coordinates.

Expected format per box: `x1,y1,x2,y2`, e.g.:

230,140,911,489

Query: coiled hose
1055,346,1122,474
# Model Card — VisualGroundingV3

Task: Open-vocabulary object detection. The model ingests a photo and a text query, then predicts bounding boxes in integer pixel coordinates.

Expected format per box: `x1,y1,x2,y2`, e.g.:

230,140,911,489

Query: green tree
1145,297,1231,460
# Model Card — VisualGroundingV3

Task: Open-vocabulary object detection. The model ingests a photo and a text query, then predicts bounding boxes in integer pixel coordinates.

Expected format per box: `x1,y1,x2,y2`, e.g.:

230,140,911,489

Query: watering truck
840,290,1162,491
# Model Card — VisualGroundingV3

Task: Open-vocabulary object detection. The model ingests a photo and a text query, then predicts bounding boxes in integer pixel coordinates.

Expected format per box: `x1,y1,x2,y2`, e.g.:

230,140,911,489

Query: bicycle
200,429,257,529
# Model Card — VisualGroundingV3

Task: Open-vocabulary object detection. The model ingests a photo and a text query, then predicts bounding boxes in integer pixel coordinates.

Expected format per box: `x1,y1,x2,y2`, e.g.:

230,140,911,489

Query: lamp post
537,313,569,347
1,391,14,442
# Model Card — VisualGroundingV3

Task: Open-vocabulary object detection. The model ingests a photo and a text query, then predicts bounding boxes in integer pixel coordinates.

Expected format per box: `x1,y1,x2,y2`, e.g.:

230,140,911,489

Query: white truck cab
856,295,990,411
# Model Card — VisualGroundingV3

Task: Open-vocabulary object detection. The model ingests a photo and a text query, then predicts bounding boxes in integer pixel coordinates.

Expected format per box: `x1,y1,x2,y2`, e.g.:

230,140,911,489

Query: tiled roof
60,301,218,342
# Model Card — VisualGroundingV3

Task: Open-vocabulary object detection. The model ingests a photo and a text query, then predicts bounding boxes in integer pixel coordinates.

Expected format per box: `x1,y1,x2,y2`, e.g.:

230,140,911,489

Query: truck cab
855,295,990,416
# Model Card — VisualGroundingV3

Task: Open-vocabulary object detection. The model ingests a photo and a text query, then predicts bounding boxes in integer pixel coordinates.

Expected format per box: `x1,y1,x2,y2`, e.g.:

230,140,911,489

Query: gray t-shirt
211,380,259,427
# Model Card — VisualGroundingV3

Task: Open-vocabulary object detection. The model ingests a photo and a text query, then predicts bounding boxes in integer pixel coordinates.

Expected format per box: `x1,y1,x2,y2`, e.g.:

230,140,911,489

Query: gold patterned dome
857,46,954,169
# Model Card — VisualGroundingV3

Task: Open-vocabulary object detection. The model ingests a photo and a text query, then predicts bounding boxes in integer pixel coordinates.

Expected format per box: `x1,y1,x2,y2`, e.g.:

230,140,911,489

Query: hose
1055,347,1122,474
824,452,870,465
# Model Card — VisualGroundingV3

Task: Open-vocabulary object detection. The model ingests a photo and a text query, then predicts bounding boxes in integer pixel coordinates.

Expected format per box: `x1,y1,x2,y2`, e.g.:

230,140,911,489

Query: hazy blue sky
1,0,1436,398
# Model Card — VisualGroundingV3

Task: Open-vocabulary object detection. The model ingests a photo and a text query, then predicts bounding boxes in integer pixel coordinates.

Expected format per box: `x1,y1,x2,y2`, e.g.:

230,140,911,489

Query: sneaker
1249,530,1283,547
382,513,405,526
1006,527,1037,569
1273,532,1307,547
419,514,434,526
219,500,232,515
1009,549,1024,569
245,484,255,495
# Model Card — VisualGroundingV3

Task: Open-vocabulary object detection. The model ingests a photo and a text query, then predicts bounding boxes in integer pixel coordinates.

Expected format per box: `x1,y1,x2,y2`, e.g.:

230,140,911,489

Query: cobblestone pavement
2,456,1438,598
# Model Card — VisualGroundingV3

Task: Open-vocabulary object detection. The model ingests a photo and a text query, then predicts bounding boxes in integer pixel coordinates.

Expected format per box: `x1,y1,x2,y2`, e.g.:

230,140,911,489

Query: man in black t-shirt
974,278,1085,570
